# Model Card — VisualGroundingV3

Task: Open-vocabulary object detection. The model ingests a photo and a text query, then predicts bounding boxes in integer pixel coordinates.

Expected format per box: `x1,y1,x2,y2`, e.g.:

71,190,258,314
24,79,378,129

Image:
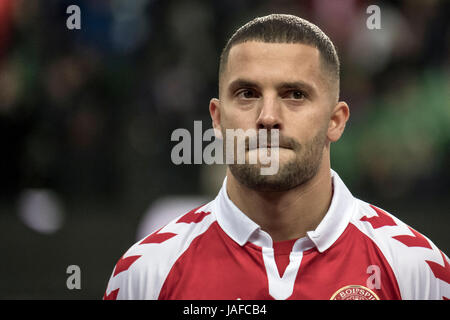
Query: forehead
222,41,323,89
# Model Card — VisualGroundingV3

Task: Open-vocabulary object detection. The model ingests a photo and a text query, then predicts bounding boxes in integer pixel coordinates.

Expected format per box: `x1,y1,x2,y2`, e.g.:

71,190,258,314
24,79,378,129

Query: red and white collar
214,169,356,253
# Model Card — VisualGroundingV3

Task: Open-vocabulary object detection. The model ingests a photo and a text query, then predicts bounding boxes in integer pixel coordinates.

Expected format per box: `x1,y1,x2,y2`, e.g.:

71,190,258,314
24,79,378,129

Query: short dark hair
219,14,340,99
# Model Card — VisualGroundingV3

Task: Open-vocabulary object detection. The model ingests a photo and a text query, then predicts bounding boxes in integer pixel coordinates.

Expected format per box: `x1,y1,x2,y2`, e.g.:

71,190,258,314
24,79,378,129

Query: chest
158,239,400,300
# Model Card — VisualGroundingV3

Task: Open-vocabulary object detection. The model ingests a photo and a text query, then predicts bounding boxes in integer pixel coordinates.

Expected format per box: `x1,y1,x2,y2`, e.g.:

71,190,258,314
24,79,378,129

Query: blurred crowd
0,0,449,214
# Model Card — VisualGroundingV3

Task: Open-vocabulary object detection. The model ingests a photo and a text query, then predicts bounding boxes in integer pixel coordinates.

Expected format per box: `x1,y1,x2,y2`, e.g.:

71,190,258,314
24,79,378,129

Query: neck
226,157,333,242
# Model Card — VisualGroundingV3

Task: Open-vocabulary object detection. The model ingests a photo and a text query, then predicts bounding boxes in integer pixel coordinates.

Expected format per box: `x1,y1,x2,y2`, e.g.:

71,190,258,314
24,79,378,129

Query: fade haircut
219,14,340,101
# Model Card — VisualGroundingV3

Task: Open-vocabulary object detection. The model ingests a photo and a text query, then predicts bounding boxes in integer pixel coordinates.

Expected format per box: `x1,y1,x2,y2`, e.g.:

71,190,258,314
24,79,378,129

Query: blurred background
0,0,448,299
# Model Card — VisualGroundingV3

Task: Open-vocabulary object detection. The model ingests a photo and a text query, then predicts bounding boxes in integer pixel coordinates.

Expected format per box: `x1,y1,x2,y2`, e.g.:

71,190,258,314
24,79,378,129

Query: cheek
286,110,329,144
220,105,255,129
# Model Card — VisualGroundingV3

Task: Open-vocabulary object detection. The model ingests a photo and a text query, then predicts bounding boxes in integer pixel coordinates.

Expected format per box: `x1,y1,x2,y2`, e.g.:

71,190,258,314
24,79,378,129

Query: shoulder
349,199,449,300
104,201,217,300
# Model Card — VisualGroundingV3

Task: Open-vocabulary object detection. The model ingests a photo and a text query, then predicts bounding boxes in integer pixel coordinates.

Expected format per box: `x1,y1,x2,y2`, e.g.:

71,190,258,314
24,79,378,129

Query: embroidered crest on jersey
330,285,380,300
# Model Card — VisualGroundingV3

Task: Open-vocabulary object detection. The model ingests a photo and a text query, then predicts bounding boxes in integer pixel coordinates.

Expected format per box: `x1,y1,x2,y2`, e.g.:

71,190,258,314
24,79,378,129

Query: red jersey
104,170,449,300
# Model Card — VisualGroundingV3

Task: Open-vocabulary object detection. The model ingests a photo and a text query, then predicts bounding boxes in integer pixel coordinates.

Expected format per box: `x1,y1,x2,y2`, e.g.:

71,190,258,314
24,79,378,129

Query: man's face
214,41,336,192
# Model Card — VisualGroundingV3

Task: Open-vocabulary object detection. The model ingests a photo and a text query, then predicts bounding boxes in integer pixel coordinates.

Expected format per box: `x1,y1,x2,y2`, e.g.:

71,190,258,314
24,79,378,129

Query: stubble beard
226,128,328,192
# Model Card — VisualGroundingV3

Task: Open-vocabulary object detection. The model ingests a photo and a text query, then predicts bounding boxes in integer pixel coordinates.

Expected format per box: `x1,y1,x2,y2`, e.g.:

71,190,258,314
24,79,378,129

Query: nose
256,97,282,131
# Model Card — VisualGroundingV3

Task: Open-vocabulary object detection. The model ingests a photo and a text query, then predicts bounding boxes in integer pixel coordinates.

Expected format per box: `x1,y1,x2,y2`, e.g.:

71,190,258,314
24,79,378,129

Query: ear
327,101,350,142
209,98,223,139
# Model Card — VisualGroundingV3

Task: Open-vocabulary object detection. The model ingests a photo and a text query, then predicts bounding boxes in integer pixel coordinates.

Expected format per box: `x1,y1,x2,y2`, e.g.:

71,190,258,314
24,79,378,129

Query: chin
245,147,294,163
229,160,305,193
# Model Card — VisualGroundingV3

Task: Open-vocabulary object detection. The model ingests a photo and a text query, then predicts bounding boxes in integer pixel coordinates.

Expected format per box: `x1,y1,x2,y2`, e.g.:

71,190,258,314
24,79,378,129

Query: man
104,14,449,300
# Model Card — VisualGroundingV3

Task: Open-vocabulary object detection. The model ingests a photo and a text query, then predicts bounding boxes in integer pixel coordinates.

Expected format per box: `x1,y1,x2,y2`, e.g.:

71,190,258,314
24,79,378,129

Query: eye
237,89,258,99
287,90,306,100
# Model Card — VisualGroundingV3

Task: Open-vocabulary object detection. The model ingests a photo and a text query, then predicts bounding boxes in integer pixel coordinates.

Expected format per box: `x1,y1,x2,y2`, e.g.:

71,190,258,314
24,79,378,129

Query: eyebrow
227,78,317,96
276,81,316,96
227,79,260,93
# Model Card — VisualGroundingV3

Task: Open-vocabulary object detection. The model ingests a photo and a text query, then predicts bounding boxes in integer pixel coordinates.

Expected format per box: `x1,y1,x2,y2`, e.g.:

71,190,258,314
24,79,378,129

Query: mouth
243,136,295,151
247,145,291,151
